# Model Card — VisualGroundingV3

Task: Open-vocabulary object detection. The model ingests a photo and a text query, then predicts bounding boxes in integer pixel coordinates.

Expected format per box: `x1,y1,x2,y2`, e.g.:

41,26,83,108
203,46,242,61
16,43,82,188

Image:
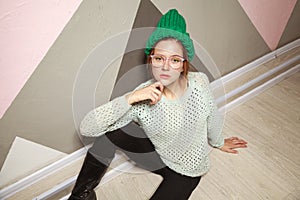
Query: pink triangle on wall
0,1,83,119
238,0,297,50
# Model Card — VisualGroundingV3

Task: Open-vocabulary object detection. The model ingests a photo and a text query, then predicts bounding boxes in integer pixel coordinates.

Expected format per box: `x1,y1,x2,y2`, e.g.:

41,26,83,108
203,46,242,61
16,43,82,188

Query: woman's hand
220,137,247,154
126,82,164,105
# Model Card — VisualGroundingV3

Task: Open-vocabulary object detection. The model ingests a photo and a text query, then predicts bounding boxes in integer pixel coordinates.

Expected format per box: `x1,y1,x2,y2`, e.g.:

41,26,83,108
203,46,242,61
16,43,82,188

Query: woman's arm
207,102,225,148
126,81,164,105
196,72,247,153
194,72,224,148
80,95,134,137
207,102,247,154
80,81,164,137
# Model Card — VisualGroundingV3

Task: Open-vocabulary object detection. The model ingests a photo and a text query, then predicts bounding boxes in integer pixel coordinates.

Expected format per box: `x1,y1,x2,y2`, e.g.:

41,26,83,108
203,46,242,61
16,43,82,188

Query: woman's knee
88,134,116,160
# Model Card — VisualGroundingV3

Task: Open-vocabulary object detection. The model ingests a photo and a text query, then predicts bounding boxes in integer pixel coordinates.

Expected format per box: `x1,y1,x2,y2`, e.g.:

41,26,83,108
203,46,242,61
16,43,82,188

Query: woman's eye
155,57,163,61
171,58,180,63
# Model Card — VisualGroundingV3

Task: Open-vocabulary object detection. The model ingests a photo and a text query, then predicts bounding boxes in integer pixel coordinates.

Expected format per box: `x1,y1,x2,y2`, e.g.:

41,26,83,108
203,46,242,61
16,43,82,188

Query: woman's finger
151,92,159,103
233,140,246,145
151,85,163,102
149,95,157,105
228,137,247,144
230,137,239,141
153,81,164,92
149,90,161,105
232,144,247,149
228,149,238,154
223,147,238,154
152,87,162,96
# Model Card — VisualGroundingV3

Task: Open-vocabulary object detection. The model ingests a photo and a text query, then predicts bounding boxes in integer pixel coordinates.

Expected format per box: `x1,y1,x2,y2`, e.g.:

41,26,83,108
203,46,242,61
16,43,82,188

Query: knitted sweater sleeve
196,73,224,148
79,95,134,137
207,101,224,148
79,81,152,137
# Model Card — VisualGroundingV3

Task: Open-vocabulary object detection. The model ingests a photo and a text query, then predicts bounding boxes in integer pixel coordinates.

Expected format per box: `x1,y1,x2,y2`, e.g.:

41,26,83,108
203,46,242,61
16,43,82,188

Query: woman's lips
160,74,170,79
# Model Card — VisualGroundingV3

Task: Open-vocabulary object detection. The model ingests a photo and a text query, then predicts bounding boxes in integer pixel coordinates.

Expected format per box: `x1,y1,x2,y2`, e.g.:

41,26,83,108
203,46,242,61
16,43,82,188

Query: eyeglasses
150,54,185,69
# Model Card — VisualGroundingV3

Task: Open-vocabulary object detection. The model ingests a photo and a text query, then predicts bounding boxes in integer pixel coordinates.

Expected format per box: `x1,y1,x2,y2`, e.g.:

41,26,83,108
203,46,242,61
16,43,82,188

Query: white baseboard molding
219,64,300,113
210,38,300,90
215,54,300,106
0,147,128,200
1,39,299,200
0,146,89,200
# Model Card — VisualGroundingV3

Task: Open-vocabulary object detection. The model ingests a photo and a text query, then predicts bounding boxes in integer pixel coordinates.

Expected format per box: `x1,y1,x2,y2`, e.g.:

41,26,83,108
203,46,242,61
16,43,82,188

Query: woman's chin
159,79,171,86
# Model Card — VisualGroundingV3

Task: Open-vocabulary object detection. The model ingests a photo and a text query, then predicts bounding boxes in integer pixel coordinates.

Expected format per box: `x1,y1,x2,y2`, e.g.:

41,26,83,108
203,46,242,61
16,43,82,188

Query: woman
69,9,247,200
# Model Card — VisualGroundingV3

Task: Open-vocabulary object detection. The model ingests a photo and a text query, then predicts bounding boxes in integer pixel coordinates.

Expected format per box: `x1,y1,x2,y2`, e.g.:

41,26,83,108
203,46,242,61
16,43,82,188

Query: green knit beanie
145,9,195,61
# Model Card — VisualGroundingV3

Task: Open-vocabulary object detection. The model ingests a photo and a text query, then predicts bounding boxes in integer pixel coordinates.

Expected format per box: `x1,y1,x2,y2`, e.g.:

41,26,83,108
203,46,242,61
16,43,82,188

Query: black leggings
88,122,201,200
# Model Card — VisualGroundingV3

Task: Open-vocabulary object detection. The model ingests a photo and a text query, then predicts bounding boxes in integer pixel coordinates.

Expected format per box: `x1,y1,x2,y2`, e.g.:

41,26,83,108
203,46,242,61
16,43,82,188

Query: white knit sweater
80,72,224,177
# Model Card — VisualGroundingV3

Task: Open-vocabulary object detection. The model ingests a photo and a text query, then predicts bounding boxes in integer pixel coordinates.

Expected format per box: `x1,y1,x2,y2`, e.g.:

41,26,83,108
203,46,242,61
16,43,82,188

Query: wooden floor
94,72,300,200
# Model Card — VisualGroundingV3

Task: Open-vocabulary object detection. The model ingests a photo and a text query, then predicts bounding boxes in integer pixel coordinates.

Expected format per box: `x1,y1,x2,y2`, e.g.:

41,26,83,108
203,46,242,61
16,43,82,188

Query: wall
0,0,299,184
0,0,83,119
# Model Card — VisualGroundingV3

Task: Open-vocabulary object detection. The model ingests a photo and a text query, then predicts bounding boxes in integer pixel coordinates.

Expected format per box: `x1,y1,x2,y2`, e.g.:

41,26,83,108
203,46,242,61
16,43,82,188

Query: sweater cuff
210,136,224,149
214,139,224,149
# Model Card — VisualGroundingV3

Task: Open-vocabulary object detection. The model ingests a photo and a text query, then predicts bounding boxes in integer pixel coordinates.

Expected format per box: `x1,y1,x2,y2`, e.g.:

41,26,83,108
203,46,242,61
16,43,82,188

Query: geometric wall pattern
1,0,300,177
0,0,83,119
238,0,297,50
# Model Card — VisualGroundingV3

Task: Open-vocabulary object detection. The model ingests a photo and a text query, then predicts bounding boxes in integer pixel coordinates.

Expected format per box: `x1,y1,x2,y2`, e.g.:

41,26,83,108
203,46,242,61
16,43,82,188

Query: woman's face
151,39,184,87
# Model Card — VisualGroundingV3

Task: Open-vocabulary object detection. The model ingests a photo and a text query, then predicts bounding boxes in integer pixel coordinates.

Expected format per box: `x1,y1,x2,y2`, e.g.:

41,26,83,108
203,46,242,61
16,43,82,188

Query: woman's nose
162,60,170,70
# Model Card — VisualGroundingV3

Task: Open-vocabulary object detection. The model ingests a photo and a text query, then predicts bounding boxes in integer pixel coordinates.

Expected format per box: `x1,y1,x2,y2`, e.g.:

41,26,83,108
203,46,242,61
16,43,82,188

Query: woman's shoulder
188,72,213,99
133,79,155,91
188,72,210,86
